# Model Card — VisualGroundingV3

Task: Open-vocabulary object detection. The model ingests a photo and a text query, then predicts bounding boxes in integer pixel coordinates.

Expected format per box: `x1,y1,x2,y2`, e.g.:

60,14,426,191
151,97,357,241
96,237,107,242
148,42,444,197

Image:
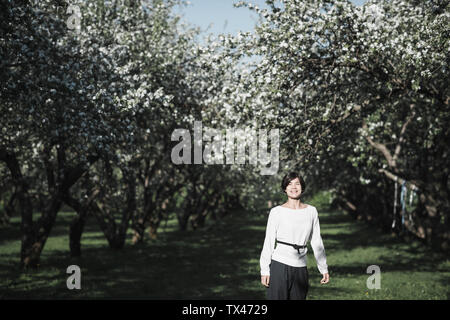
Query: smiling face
285,177,302,199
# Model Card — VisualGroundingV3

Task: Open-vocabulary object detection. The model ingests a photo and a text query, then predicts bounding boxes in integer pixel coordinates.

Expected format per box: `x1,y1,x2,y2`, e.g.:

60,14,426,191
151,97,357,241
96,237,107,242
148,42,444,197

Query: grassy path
1,203,449,299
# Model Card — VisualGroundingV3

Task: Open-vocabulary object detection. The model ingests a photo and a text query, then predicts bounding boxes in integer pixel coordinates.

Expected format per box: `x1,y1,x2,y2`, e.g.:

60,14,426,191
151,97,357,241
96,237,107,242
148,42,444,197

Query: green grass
1,194,449,299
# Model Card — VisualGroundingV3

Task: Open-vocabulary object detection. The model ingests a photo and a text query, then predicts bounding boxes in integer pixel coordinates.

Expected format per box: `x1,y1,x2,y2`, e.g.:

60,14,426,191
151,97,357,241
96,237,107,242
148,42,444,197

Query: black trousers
266,259,309,300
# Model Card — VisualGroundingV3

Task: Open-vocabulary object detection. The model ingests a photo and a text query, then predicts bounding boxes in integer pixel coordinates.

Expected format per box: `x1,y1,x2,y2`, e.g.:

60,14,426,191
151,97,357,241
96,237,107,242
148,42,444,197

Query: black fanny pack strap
276,239,306,254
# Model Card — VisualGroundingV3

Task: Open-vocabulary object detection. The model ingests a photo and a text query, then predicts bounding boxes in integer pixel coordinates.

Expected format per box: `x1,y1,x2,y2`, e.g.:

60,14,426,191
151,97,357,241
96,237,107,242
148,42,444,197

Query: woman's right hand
261,275,270,287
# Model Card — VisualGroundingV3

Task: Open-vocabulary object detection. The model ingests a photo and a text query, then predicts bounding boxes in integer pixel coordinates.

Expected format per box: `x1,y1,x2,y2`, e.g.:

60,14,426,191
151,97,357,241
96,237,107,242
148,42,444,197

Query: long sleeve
309,208,328,274
259,209,278,276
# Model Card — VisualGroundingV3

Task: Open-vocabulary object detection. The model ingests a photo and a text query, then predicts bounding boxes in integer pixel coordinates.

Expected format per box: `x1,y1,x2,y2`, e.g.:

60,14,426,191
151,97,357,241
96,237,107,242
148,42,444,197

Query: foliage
218,0,449,248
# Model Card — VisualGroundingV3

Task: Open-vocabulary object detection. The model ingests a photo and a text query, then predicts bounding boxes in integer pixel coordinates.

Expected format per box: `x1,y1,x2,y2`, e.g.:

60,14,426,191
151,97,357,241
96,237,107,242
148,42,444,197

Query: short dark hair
281,172,306,194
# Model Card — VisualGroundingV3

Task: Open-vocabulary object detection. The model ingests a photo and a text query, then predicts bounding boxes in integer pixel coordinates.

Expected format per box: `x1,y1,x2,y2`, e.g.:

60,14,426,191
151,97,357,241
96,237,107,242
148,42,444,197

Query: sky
173,0,369,41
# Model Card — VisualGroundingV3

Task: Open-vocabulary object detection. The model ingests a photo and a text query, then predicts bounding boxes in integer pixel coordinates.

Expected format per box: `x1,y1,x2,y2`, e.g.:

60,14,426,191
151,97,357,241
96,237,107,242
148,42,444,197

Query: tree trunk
21,195,64,268
131,218,145,244
177,210,190,231
69,213,87,257
148,220,159,240
1,149,61,268
1,147,98,268
90,168,136,250
1,190,16,225
64,189,100,257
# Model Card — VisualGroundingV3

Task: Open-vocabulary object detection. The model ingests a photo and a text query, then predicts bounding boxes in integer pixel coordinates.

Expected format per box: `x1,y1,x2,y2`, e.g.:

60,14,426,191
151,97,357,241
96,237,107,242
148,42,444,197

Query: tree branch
362,120,396,168
393,104,416,165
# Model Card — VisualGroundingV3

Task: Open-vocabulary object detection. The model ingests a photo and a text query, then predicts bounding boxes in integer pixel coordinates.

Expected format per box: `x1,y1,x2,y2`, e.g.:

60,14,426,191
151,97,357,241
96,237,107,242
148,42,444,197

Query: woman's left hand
320,273,330,284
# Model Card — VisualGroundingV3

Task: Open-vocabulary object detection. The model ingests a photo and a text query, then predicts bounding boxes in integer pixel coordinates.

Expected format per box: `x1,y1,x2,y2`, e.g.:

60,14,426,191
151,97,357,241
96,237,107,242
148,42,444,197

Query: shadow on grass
320,211,449,275
1,213,269,299
0,211,77,246
1,207,448,299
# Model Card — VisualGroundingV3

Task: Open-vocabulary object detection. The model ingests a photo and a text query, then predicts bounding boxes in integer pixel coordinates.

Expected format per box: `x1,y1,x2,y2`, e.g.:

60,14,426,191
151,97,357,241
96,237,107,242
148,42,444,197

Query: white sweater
260,204,328,276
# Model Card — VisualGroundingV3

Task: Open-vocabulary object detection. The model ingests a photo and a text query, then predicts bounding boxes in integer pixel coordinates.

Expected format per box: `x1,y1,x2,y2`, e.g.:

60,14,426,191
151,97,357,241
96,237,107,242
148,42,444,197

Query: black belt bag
276,239,306,254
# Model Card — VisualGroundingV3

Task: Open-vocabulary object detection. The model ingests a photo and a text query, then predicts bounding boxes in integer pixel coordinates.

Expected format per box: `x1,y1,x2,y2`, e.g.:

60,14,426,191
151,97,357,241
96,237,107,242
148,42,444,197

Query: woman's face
285,178,302,199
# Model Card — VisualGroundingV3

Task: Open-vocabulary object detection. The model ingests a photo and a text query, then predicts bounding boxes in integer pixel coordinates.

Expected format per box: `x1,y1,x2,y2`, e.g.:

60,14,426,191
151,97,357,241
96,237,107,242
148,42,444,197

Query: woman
260,172,329,300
